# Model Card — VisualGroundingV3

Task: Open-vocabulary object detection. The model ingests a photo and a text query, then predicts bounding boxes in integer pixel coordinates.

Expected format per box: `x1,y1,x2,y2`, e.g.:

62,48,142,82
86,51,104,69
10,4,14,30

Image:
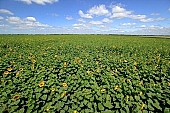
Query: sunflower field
0,35,170,113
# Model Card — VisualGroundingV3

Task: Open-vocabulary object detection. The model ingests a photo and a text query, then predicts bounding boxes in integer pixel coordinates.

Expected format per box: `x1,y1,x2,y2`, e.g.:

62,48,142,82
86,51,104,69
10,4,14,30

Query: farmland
0,35,170,113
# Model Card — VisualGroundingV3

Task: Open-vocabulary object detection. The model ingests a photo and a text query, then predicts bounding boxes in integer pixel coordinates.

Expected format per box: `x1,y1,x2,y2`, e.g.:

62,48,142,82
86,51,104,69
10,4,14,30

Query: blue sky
0,0,170,35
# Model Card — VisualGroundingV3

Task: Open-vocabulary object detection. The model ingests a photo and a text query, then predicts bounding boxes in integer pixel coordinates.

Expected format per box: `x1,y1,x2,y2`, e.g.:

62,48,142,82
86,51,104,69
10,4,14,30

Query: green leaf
166,99,170,105
142,110,148,113
87,102,92,109
147,103,154,111
85,109,92,113
80,102,84,107
36,93,41,99
78,96,83,101
55,101,64,109
13,99,20,105
62,96,67,102
101,110,113,113
60,110,65,113
96,96,102,102
10,106,18,112
103,101,113,109
147,93,152,98
135,95,140,101
153,100,161,110
115,102,120,108
90,96,94,102
98,103,104,111
41,94,47,100
16,108,24,113
63,105,68,111
120,109,126,113
43,88,49,93
164,108,170,113
106,94,111,101
83,100,88,105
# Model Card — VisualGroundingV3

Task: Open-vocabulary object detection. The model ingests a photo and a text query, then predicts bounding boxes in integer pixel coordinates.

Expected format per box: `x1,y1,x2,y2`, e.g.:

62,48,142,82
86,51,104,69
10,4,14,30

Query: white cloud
73,23,89,29
87,5,109,16
102,18,113,23
133,26,170,35
6,16,50,29
151,13,160,16
17,0,58,5
129,15,146,20
129,15,155,22
169,8,170,12
6,17,21,24
109,5,155,22
0,16,4,20
89,20,103,25
0,24,9,28
121,23,136,26
140,18,154,22
0,9,14,15
110,6,132,19
50,13,58,17
156,17,165,21
66,16,73,20
78,10,92,19
77,18,86,23
140,25,147,28
25,17,36,21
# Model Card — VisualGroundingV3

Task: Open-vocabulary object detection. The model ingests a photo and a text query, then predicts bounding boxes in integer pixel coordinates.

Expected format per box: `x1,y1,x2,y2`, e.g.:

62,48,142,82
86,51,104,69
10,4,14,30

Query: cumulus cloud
17,0,58,5
0,9,14,15
25,17,36,21
6,16,50,29
6,17,21,24
133,26,170,35
0,16,4,20
129,15,146,20
110,5,155,22
66,16,73,20
110,6,132,19
155,17,165,21
151,13,160,16
0,24,9,28
50,13,58,17
87,5,109,16
78,10,92,19
140,18,154,22
77,18,86,23
121,23,136,26
73,23,89,29
89,20,103,25
102,18,113,23
140,25,147,28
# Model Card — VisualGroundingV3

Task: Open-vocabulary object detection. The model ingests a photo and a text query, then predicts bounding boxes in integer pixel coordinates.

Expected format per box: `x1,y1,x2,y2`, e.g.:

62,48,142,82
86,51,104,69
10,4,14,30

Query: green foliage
0,35,170,112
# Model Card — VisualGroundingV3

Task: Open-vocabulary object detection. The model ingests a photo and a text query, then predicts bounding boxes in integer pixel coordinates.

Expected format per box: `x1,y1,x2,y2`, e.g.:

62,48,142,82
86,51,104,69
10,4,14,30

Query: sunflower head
19,68,23,71
140,103,145,110
114,85,118,90
140,91,143,95
61,91,67,97
73,110,77,113
12,94,20,100
39,81,45,87
7,67,12,71
100,89,106,93
51,88,55,92
63,62,67,67
32,59,36,63
4,71,9,75
62,83,67,87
